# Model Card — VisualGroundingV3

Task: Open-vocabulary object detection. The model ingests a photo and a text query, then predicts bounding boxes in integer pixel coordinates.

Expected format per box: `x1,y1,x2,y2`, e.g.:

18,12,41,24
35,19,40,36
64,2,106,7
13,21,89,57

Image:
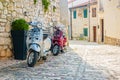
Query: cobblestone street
0,40,120,80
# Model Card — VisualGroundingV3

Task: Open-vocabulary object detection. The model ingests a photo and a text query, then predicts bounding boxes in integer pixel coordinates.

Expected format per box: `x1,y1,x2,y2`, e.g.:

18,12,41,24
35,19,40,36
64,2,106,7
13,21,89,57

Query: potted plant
11,19,29,60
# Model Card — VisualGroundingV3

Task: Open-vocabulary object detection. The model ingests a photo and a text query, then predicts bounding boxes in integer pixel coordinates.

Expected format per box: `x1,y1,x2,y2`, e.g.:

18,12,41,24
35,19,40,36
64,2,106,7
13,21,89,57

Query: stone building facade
89,2,98,42
0,0,60,59
97,0,120,46
69,0,120,46
97,0,104,43
71,6,89,40
68,0,98,41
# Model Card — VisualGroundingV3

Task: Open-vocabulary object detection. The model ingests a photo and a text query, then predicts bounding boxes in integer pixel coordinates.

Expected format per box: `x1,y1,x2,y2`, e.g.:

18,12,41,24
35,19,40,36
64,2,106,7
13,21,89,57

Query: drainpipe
71,1,73,40
88,0,91,42
70,8,73,40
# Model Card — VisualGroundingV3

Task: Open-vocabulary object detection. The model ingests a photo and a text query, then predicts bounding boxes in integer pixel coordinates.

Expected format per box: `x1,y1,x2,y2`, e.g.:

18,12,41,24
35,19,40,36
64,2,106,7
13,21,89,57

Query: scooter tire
61,50,65,53
27,50,38,67
52,45,60,56
42,56,47,60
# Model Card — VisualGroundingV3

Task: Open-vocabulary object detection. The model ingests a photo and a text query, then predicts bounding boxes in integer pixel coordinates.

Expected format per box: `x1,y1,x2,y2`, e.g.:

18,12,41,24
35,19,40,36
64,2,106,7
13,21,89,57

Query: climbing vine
34,0,37,4
53,6,56,12
42,0,50,12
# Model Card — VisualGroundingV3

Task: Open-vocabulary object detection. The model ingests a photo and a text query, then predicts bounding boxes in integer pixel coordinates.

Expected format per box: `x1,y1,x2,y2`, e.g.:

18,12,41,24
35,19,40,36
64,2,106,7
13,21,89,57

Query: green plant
53,6,56,12
34,0,37,4
42,0,50,12
11,19,29,30
79,37,84,40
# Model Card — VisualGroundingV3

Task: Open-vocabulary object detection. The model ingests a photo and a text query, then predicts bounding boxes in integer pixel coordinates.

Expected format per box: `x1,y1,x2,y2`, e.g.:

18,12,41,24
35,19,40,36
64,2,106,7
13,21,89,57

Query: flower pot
11,30,27,60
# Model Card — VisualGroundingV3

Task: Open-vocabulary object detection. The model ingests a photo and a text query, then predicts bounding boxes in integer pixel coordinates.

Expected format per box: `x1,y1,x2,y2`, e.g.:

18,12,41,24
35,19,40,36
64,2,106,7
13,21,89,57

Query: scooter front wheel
52,45,60,56
27,50,38,67
42,56,47,60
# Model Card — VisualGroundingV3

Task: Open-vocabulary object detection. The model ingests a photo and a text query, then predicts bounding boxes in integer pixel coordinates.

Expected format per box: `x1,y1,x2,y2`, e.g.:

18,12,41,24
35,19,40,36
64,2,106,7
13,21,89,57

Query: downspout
70,8,73,40
88,0,91,42
71,1,73,40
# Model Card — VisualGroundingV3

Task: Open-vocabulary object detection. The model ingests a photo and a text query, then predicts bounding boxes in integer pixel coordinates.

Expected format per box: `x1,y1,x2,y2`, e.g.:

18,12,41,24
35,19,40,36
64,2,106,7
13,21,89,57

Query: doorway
101,19,104,42
93,26,96,42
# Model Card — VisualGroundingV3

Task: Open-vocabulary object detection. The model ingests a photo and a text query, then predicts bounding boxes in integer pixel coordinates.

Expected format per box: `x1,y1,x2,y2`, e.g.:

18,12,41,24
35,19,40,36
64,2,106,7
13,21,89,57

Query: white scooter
26,21,51,67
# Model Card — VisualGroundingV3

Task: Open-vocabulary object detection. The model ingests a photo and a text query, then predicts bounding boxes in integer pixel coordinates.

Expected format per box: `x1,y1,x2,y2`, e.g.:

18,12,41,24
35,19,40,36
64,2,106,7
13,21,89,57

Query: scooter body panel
29,44,41,52
43,37,51,51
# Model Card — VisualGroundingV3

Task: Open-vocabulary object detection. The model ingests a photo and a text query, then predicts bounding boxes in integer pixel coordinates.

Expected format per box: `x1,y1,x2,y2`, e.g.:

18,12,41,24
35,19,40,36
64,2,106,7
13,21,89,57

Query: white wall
104,0,120,39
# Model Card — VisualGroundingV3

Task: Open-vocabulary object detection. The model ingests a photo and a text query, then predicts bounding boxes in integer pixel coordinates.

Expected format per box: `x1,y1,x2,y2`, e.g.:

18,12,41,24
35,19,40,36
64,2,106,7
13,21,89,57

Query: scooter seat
43,34,48,40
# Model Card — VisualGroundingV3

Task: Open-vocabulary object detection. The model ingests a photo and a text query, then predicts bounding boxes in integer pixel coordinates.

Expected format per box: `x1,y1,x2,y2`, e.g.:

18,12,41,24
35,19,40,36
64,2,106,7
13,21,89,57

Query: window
73,10,76,19
83,9,87,18
92,8,96,17
83,28,88,36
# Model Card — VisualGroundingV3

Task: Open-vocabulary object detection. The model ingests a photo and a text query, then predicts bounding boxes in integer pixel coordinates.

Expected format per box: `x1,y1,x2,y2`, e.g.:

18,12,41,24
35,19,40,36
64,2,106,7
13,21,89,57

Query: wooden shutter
73,10,76,19
83,28,88,36
84,9,87,18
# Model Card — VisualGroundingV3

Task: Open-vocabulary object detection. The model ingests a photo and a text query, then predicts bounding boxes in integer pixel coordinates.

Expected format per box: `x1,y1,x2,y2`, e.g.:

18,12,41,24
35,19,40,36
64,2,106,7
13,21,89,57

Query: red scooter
51,28,67,56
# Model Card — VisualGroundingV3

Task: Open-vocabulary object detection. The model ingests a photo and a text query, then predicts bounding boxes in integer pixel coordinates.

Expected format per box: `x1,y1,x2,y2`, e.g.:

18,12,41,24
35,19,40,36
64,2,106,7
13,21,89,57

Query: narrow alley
0,41,120,80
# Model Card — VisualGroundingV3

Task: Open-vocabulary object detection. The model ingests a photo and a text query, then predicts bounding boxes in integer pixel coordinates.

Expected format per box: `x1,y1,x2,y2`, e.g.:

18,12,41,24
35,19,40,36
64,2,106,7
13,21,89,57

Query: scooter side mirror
29,21,38,27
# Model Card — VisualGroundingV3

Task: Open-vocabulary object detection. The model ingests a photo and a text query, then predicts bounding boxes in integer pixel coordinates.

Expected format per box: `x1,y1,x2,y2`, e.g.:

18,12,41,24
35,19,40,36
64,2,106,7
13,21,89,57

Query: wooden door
101,19,104,42
93,26,96,42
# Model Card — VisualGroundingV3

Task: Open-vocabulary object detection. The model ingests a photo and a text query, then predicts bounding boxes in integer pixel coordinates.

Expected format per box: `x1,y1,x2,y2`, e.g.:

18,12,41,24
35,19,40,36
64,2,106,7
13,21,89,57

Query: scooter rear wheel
52,45,60,56
27,50,38,67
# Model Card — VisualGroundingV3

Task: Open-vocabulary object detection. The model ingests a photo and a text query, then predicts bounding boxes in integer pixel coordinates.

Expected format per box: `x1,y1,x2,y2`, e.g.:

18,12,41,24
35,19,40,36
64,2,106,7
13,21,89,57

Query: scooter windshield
29,28,40,35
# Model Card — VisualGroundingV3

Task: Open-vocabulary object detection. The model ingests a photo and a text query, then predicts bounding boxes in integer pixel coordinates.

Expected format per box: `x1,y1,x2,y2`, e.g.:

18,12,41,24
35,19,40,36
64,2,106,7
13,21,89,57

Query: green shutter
83,28,88,36
84,9,87,18
73,10,76,19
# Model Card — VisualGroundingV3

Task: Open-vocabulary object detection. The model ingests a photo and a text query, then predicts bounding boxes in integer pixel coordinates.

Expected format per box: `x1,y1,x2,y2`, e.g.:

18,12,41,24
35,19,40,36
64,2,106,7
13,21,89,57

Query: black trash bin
11,30,27,60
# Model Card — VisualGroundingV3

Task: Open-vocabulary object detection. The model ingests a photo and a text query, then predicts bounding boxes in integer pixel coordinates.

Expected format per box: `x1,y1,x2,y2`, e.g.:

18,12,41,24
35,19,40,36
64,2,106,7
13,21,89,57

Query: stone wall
105,36,120,46
0,0,60,59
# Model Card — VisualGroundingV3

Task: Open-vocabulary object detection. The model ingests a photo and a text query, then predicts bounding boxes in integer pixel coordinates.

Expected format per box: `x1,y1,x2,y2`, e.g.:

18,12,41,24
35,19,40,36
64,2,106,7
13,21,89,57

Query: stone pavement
70,40,120,80
0,40,120,80
0,59,25,69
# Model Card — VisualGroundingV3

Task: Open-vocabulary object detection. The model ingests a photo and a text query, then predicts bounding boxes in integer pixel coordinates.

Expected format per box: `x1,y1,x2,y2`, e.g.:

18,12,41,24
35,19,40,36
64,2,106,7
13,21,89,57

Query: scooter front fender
29,44,41,52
